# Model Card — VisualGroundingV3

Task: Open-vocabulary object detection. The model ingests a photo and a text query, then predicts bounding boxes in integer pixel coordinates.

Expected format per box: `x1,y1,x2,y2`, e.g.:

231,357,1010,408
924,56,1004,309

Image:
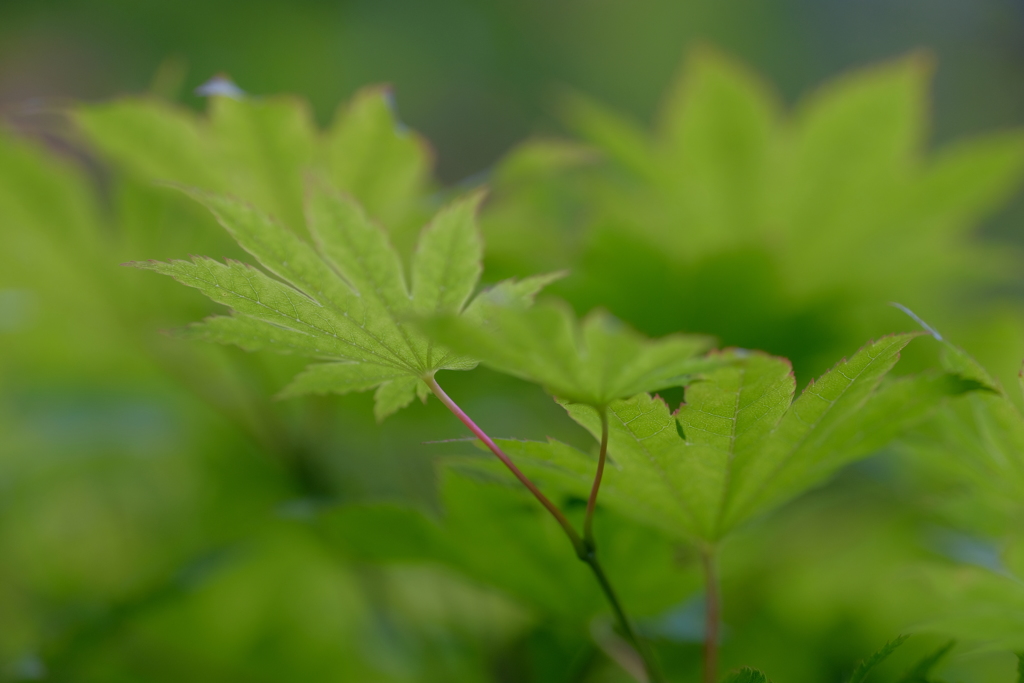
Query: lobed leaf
411,193,484,318
426,301,718,408
721,334,920,528
465,335,968,541
75,88,435,241
134,184,554,420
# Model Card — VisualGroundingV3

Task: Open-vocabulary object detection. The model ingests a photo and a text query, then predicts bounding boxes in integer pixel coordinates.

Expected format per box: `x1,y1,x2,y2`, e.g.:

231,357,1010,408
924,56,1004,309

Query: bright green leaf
425,301,718,408
133,184,554,420
373,375,421,422
561,91,656,180
721,334,921,528
462,272,567,322
411,193,484,318
277,362,407,400
467,335,962,541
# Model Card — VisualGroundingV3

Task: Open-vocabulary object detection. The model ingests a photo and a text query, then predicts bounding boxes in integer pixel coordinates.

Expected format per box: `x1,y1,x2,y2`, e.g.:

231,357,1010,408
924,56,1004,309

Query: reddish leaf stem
584,407,610,548
425,375,663,683
424,375,586,556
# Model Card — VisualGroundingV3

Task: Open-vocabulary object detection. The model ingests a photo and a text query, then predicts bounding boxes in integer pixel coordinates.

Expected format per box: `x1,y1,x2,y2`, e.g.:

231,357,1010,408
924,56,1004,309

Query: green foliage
488,49,1024,380
897,641,955,683
74,87,435,254
323,469,690,626
6,44,1024,683
893,337,1024,652
426,301,718,407
132,186,554,420
459,335,961,542
848,635,909,683
908,338,1024,518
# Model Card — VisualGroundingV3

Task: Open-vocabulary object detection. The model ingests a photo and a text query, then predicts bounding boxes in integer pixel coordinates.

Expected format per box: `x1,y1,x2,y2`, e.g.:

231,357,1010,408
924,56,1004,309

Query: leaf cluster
456,334,969,542
6,43,1024,683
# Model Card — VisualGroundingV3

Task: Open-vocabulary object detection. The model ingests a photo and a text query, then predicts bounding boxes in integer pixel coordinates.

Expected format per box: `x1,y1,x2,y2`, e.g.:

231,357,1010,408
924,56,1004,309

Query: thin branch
584,406,610,548
425,375,586,556
425,375,664,683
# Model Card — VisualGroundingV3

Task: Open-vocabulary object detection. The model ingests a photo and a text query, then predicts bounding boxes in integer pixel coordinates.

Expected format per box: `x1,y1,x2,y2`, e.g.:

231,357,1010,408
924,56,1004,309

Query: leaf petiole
424,374,586,555
584,406,610,549
424,375,663,683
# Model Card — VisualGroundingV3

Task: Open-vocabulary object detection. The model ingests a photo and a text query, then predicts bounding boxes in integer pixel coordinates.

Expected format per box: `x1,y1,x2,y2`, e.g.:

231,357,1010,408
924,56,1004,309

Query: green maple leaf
561,48,1024,300
459,334,969,541
129,182,558,421
75,85,434,245
424,301,718,408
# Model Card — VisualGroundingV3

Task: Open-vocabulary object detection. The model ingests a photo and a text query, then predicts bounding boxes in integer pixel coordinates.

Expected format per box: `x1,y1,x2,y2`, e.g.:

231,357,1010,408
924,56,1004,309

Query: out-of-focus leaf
207,96,317,231
913,563,1024,651
75,96,319,231
75,90,435,241
902,339,1024,527
541,49,1024,386
326,86,433,246
657,47,778,252
321,469,692,625
896,640,955,683
73,98,221,189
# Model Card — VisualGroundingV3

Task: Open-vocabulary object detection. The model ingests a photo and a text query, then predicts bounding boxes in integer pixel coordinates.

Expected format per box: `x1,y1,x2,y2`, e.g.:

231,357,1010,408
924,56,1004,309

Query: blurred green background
5,0,1024,182
4,1,1024,682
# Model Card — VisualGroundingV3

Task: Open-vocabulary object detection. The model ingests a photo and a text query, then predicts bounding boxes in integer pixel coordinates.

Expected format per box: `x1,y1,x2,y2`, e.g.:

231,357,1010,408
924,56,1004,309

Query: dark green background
4,0,1024,182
